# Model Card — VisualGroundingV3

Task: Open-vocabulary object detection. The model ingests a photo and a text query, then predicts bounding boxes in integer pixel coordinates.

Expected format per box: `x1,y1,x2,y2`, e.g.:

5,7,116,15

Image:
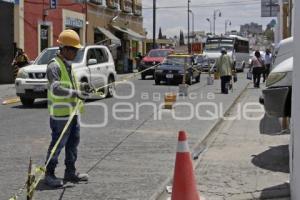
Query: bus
204,35,250,72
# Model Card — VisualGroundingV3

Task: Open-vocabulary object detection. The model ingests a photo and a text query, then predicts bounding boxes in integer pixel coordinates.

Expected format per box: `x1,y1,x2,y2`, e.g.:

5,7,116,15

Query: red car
139,49,174,80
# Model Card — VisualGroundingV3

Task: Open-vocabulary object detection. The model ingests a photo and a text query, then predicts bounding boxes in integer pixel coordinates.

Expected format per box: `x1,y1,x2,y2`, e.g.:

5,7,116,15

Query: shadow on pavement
259,114,282,135
251,145,289,173
260,182,290,199
11,100,47,109
35,179,75,191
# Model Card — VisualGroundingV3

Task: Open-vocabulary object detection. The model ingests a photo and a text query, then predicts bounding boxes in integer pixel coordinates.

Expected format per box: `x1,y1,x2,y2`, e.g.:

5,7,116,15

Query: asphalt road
0,73,249,200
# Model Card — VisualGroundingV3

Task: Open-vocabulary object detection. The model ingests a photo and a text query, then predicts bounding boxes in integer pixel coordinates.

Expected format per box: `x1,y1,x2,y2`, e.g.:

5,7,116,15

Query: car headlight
155,69,163,73
16,68,29,79
266,72,287,87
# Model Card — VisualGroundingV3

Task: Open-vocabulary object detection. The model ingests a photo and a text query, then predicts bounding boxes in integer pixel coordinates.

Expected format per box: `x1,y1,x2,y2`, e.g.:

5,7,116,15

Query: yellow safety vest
47,57,83,117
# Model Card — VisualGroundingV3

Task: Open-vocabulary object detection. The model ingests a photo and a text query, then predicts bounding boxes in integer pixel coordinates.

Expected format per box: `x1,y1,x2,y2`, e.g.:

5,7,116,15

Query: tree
158,27,163,39
179,30,185,46
264,28,274,42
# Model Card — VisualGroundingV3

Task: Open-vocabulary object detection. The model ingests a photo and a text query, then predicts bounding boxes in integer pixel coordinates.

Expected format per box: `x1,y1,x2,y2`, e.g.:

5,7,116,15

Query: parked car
154,54,201,85
194,54,210,72
15,45,117,106
260,37,293,117
139,48,174,80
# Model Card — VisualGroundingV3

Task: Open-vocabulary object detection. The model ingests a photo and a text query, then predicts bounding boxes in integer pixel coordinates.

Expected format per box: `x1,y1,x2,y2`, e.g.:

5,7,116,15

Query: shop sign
65,17,84,28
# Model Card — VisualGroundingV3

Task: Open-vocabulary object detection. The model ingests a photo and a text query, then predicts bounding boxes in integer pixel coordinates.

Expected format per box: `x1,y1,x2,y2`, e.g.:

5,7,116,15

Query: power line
143,0,261,10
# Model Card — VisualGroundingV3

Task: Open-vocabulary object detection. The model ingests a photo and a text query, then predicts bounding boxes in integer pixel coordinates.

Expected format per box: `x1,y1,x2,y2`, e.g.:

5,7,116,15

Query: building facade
86,0,144,73
14,0,86,60
11,0,144,76
240,23,263,35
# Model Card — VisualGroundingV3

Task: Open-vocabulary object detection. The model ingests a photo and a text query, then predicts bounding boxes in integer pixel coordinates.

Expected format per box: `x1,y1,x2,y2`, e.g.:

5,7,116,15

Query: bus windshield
205,38,234,52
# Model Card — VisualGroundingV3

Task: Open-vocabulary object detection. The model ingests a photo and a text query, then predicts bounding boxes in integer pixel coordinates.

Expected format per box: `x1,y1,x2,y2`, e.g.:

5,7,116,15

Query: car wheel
106,76,115,98
155,78,160,85
20,97,34,107
141,74,146,80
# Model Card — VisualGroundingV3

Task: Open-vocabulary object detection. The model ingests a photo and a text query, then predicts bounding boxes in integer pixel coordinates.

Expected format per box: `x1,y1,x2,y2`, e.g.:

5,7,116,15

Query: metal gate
0,1,15,84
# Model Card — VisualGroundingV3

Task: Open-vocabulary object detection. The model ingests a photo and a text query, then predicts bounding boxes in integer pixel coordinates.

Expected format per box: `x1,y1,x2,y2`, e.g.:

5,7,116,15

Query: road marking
2,97,20,105
120,129,176,135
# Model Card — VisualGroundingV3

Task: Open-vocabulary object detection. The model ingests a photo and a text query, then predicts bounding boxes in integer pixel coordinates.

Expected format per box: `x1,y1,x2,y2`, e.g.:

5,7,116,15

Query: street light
213,9,222,35
206,18,212,34
189,10,194,44
187,0,191,53
225,20,232,35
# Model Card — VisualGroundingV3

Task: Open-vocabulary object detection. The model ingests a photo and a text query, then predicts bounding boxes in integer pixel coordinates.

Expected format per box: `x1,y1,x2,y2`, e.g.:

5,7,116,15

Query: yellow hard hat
57,29,82,49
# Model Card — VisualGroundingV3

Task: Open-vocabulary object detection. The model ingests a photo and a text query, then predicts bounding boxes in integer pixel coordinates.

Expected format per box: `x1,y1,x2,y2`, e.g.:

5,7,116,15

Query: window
86,49,97,64
40,25,49,52
235,40,249,53
95,48,108,63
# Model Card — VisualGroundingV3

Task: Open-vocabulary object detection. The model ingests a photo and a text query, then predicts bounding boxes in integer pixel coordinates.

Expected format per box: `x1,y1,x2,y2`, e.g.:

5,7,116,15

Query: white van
261,37,293,117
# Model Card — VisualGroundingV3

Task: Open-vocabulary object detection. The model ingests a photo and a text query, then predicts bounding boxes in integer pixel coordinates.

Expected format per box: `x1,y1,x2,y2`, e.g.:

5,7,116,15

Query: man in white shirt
263,49,272,82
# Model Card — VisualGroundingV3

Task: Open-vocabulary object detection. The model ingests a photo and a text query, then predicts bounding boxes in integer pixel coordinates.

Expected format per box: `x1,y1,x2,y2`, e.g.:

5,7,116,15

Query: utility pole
153,0,156,49
289,0,293,37
85,0,88,45
189,10,194,44
213,9,221,35
187,0,191,53
282,2,289,38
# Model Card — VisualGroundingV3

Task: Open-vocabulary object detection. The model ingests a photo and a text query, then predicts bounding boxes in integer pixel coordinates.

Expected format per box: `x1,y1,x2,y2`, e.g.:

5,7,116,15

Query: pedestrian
11,48,29,79
45,29,90,187
215,48,233,94
263,49,272,82
250,50,265,88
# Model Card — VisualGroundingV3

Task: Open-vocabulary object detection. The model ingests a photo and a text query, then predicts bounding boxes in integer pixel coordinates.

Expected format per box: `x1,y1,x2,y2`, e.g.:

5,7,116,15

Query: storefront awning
112,25,145,41
95,27,121,46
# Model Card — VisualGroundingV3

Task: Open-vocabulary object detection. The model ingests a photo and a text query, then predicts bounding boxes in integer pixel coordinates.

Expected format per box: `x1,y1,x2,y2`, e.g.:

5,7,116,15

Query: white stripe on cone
177,141,190,153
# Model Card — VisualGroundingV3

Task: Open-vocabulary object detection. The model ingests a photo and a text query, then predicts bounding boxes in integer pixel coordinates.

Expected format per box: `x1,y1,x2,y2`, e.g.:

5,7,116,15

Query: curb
151,82,251,200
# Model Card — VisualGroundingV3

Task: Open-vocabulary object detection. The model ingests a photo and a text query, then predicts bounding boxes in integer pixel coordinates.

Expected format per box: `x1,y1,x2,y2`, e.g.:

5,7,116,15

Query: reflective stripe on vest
47,57,83,116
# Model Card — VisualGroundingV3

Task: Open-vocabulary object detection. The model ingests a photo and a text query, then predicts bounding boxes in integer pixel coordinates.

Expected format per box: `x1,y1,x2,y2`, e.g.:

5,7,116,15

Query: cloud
142,0,276,38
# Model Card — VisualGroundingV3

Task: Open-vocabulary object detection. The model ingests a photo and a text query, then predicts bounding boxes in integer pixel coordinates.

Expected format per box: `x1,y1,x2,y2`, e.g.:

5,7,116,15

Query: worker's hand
76,91,90,100
80,82,92,93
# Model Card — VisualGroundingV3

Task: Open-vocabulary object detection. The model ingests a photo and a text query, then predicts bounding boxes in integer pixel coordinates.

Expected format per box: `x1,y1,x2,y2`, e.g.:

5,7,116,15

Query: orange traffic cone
171,130,200,200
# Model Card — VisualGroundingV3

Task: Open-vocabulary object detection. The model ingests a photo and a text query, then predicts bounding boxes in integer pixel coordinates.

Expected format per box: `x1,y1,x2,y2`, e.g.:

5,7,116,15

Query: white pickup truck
15,45,117,106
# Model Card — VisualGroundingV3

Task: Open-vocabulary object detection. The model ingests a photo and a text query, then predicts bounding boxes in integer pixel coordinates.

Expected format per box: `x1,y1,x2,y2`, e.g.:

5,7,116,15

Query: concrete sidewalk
196,86,290,200
0,84,16,100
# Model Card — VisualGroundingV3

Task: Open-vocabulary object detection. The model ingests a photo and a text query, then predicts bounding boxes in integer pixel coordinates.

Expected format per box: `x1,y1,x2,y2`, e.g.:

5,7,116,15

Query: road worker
45,29,90,187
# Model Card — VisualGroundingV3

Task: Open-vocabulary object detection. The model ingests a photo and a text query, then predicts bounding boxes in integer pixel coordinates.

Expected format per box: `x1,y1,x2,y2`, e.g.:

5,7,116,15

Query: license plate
34,86,45,92
166,74,173,78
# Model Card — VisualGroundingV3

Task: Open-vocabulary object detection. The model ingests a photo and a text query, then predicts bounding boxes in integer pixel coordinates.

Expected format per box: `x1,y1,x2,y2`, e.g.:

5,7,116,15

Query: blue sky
142,0,276,38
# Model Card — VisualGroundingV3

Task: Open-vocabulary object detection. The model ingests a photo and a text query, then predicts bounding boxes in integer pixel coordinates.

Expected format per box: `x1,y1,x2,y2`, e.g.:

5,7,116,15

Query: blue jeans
46,116,80,175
